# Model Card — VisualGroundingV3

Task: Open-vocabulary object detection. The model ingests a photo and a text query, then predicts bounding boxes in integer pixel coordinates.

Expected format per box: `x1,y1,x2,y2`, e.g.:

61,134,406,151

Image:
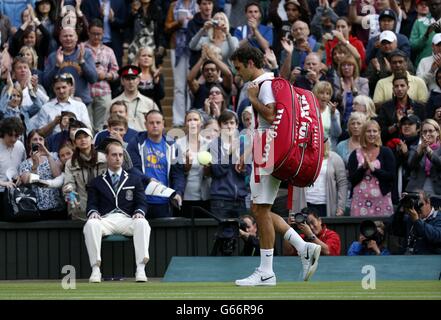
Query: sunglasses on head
54,74,73,84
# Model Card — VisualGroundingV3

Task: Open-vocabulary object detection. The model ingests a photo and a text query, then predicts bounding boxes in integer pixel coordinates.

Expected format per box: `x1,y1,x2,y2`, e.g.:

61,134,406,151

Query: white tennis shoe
235,268,276,286
135,265,147,282
300,242,321,281
89,267,102,283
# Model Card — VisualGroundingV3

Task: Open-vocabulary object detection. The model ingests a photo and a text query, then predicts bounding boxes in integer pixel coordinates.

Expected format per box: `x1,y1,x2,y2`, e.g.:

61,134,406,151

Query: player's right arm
248,82,275,123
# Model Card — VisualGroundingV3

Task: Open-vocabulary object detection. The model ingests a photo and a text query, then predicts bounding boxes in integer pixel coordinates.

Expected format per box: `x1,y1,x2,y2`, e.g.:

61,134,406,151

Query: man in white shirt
30,74,92,136
231,46,321,287
416,33,441,91
0,118,26,194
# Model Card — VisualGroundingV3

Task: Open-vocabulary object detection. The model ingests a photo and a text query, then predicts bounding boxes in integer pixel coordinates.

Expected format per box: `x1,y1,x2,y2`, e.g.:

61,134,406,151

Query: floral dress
18,153,64,211
350,149,393,217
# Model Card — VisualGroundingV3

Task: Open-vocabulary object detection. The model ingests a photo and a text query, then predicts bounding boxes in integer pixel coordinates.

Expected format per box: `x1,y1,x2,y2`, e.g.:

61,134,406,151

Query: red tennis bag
253,77,324,209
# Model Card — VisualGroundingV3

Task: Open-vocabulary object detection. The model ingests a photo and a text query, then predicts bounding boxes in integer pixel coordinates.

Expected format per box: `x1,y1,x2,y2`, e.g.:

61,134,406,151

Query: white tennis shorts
250,165,281,205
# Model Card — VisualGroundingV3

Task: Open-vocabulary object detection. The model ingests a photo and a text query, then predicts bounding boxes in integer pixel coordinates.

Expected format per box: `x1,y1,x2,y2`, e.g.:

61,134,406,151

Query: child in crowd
312,81,342,150
94,115,133,171
208,110,250,219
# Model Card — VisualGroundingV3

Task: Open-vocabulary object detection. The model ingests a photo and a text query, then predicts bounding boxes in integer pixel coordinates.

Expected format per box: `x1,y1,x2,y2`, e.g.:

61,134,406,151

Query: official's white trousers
83,213,151,267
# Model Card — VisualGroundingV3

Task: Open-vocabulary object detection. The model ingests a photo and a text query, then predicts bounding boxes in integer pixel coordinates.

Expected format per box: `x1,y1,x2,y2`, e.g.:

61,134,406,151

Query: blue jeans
210,199,246,220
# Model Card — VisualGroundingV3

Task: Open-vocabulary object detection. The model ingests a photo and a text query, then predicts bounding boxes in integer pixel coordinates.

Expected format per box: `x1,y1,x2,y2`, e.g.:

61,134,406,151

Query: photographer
391,191,441,254
283,208,341,256
189,11,239,68
30,73,92,136
46,112,85,154
279,20,322,80
18,129,65,220
348,220,390,256
239,215,260,256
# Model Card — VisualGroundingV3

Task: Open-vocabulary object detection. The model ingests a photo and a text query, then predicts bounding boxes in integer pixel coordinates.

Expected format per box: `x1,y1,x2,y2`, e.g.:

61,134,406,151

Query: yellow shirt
373,72,429,105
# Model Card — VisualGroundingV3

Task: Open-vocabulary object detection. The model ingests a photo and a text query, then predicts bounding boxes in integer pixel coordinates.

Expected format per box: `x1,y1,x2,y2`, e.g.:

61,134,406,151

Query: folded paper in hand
145,180,176,198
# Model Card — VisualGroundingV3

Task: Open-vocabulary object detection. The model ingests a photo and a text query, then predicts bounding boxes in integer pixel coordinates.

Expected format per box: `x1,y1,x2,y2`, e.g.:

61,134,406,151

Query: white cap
432,33,441,45
285,0,301,6
379,30,397,43
73,128,93,139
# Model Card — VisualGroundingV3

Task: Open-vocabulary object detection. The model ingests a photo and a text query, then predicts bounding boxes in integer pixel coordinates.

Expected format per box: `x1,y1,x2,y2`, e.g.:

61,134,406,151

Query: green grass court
0,280,440,300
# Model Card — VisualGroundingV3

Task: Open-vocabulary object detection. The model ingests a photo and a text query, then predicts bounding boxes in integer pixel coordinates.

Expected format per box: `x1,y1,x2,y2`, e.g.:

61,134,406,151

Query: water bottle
68,191,77,208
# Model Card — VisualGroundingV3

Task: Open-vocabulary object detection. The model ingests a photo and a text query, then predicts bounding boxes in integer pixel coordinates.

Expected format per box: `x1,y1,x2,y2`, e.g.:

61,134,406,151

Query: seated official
83,141,151,283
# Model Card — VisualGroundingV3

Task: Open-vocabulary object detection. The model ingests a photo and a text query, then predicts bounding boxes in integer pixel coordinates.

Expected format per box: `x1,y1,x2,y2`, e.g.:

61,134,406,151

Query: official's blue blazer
86,170,148,217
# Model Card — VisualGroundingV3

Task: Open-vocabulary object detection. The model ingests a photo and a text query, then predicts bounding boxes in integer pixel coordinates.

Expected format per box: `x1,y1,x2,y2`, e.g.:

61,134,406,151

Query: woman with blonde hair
352,95,378,120
312,81,342,150
406,119,441,196
336,111,368,167
135,46,165,111
348,120,396,216
19,46,39,71
175,110,211,217
189,11,239,66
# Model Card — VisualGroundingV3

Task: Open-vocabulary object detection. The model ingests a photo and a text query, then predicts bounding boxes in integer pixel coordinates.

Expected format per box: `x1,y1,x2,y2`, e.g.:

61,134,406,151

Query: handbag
2,185,40,222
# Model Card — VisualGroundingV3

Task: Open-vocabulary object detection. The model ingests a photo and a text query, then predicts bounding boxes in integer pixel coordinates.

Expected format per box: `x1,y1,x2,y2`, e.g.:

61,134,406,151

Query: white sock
137,263,145,272
259,249,274,274
92,265,100,273
284,228,306,254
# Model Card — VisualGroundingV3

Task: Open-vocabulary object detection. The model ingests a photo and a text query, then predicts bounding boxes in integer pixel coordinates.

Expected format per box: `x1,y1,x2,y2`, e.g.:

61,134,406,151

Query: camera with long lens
212,219,240,256
293,212,308,224
400,193,423,213
359,220,384,248
290,207,310,225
